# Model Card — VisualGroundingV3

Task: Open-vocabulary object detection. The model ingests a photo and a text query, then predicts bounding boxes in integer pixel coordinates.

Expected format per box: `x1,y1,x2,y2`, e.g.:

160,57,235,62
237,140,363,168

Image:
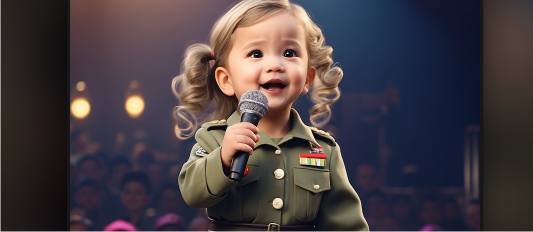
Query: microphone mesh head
238,90,269,118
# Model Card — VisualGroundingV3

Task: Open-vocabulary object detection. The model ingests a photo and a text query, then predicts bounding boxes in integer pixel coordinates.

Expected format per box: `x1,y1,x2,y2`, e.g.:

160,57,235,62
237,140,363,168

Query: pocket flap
235,164,260,187
293,166,331,193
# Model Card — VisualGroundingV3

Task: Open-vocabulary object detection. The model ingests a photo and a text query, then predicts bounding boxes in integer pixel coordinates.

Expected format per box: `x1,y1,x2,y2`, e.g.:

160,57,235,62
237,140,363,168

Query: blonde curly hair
172,0,342,139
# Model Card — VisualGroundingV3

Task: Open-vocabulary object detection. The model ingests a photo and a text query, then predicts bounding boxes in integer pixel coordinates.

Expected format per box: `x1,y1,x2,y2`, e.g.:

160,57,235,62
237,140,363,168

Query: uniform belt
209,220,315,231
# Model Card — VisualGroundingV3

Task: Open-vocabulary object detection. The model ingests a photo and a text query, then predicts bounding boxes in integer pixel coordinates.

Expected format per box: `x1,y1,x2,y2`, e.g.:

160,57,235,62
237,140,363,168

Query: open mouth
260,79,287,90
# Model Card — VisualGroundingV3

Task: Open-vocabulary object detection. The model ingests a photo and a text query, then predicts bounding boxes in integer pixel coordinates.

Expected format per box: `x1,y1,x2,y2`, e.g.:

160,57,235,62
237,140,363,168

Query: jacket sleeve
177,127,237,208
315,144,369,231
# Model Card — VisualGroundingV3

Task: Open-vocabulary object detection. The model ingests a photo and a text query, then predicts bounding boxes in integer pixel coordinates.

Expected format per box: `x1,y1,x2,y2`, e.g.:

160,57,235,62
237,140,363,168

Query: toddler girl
173,0,368,230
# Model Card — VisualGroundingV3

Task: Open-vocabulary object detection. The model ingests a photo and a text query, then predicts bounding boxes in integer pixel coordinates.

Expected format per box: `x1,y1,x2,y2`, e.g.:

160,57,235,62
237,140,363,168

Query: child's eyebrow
241,39,302,52
242,40,267,51
281,39,302,49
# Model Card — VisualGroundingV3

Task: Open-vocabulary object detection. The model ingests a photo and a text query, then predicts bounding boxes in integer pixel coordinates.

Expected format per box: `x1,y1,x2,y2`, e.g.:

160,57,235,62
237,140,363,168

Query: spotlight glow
76,81,86,91
125,95,145,118
71,98,90,119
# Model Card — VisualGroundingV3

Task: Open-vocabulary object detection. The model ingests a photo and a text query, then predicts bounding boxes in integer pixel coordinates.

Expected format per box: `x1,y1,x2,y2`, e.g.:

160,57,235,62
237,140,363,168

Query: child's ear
215,67,235,96
301,68,316,94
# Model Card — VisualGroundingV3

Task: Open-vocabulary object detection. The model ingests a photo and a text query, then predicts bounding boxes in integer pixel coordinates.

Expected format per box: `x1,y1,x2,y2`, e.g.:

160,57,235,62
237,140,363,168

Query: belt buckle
267,223,280,231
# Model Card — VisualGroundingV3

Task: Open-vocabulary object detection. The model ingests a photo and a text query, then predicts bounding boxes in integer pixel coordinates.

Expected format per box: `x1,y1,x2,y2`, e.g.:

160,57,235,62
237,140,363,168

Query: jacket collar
226,109,321,149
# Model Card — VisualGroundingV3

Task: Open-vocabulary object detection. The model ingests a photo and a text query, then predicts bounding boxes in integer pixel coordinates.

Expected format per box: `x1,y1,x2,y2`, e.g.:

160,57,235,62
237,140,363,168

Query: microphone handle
229,112,261,181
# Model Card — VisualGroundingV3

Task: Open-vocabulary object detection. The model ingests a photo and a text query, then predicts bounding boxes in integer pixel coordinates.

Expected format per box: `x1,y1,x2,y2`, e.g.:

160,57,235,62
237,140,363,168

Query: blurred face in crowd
189,217,210,231
393,197,412,219
112,163,131,184
443,200,461,221
374,215,401,231
366,195,388,219
70,223,90,231
74,132,90,153
121,181,149,212
148,164,164,189
419,200,442,225
159,224,183,231
158,188,183,214
355,164,379,192
71,207,88,218
466,203,480,230
78,159,103,183
74,186,102,211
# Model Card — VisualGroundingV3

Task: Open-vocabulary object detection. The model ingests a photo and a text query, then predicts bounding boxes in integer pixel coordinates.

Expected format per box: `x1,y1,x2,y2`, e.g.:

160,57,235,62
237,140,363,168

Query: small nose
265,59,285,73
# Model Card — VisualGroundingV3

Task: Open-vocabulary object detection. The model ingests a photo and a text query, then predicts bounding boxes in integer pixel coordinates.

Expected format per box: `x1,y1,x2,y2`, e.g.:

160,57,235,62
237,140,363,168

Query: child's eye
248,50,263,58
283,49,297,57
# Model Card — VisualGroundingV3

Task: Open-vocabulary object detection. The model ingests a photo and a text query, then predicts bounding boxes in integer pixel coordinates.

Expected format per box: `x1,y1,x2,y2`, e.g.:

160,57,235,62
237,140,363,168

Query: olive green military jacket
178,109,369,231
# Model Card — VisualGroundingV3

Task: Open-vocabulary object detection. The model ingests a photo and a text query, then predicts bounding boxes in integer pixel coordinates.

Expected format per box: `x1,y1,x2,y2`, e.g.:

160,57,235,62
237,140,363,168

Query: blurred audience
70,163,77,210
120,171,156,230
104,219,137,231
372,214,401,231
153,183,195,224
136,151,156,173
155,213,185,231
189,209,210,231
441,198,468,230
69,128,481,231
363,190,389,230
71,130,89,164
465,199,480,231
418,196,443,230
70,214,94,231
353,163,381,201
76,155,105,185
392,194,421,231
77,154,124,220
72,176,113,230
148,163,165,192
419,224,443,231
107,156,132,196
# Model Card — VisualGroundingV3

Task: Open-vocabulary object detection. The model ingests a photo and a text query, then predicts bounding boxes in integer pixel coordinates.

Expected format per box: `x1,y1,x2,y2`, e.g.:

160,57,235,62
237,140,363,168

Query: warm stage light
76,81,86,91
125,95,145,118
71,98,91,119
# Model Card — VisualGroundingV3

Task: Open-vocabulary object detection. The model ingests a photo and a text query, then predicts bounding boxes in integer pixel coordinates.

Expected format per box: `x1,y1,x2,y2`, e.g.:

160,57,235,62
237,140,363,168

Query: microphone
229,90,268,181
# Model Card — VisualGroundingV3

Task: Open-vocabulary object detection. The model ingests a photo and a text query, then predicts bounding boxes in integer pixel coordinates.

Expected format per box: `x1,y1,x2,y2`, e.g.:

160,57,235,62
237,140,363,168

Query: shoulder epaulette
201,119,228,130
309,126,336,145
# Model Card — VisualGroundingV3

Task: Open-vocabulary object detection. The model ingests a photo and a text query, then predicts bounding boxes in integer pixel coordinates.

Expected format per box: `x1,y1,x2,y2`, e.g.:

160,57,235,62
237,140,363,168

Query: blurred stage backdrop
70,0,480,229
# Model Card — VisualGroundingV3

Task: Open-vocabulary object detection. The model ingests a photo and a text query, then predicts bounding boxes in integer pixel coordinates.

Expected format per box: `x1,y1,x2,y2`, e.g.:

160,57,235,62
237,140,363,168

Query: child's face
121,181,149,211
216,12,314,113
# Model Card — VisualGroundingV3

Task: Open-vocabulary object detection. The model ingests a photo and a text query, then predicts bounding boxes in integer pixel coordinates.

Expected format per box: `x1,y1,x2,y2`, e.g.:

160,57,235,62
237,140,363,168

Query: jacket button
313,185,320,190
274,169,284,179
272,198,283,209
275,149,281,155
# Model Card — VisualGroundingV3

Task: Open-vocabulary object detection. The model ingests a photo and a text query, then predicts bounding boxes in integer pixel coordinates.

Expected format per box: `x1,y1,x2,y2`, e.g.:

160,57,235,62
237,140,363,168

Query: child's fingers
232,127,259,141
235,141,254,155
235,135,256,150
234,122,258,134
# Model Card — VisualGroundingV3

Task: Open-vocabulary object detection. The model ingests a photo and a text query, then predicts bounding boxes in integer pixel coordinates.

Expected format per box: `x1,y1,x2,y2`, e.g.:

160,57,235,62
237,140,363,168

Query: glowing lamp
71,97,91,119
125,95,145,118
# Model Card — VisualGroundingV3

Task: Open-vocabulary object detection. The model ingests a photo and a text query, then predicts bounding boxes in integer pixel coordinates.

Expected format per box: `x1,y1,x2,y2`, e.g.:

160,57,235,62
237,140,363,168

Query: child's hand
220,122,260,169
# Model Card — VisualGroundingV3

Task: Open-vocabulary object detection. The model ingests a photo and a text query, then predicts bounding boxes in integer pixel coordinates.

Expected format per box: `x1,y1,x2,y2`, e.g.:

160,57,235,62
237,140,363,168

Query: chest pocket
223,164,260,222
293,166,331,222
